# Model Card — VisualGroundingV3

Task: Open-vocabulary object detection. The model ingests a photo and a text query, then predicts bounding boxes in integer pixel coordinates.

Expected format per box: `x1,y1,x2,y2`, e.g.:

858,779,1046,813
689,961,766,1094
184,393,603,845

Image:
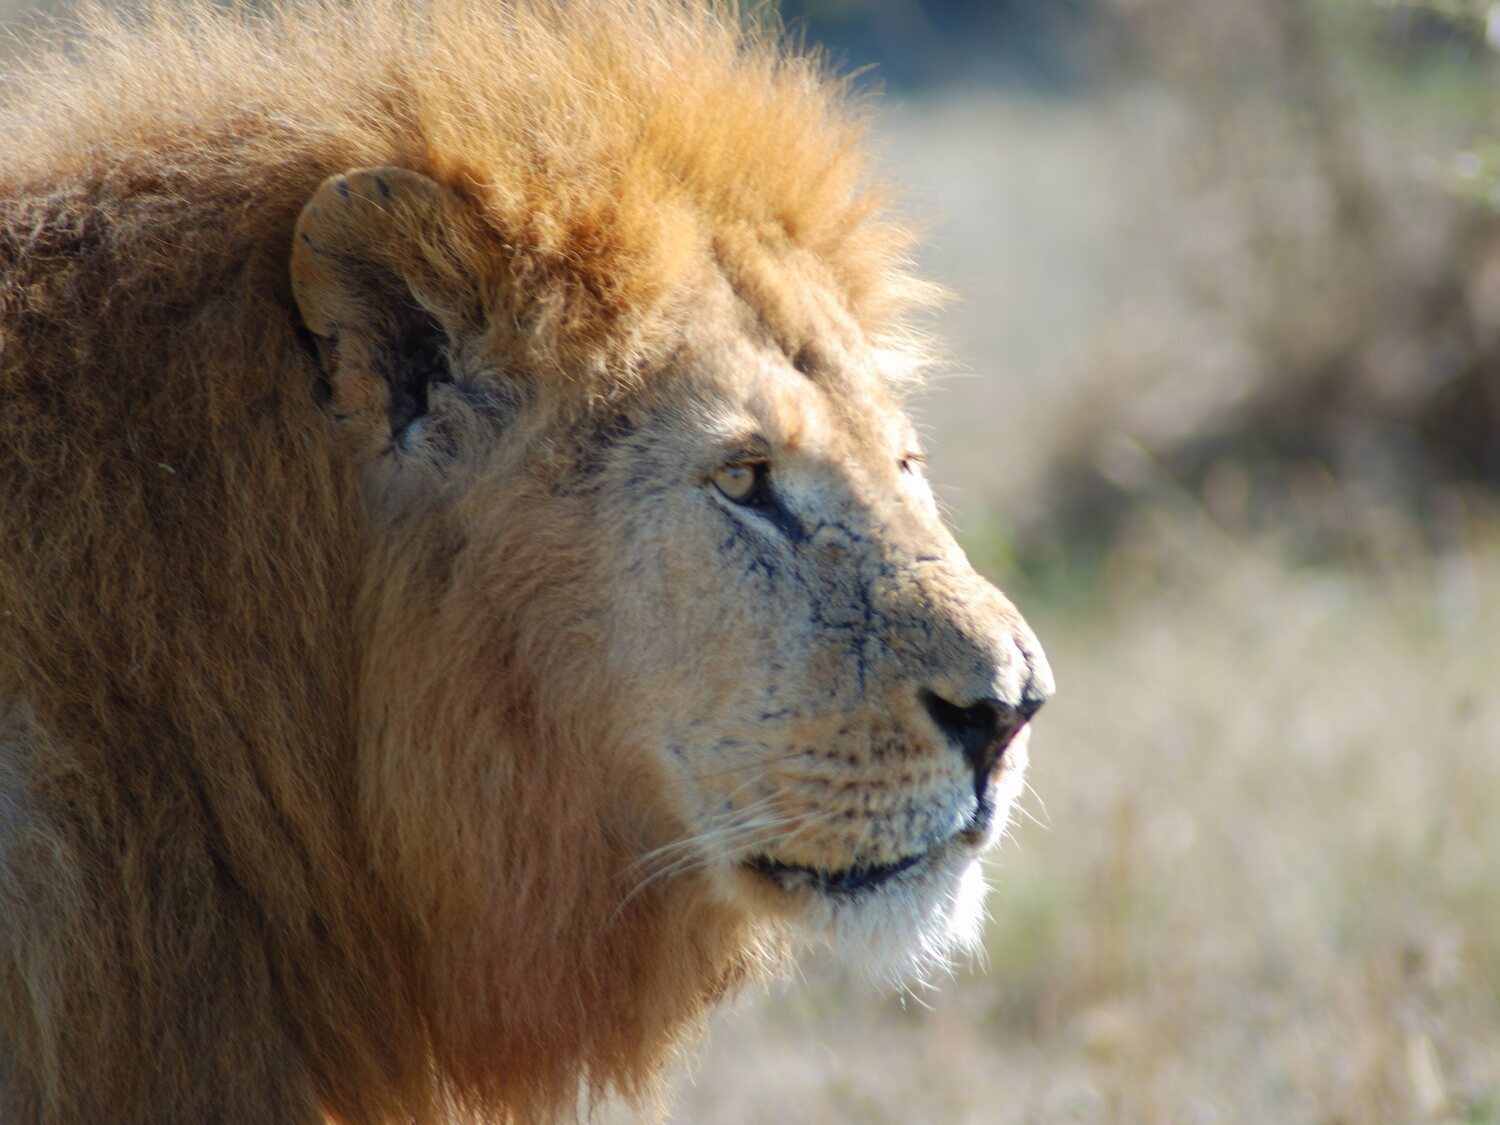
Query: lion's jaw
589,270,1053,984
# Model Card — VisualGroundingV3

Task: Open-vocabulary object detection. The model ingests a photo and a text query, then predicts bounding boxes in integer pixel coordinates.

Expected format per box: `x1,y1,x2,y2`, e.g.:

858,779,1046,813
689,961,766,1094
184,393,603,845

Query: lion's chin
733,833,994,987
703,759,1027,985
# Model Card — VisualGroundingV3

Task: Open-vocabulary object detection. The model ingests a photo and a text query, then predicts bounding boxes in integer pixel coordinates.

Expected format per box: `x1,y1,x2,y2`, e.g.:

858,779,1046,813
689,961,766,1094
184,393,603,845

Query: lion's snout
893,555,1054,796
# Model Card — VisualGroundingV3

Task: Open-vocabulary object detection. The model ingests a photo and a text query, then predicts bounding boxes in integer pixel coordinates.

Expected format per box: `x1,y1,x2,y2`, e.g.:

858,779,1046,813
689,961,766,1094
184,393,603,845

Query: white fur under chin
799,856,992,990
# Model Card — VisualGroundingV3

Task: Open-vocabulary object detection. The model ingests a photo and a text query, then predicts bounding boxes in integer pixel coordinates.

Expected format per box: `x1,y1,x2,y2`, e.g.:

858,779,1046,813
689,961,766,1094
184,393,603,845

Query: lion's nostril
920,690,1026,785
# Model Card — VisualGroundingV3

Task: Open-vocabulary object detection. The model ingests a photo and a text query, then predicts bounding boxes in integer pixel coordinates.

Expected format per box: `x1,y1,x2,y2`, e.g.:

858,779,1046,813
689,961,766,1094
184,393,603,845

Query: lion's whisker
620,798,792,882
1018,778,1051,830
623,794,787,876
608,809,798,925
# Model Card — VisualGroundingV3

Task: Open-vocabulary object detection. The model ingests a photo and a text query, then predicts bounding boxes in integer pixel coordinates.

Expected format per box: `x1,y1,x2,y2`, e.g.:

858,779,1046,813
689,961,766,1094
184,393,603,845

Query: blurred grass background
5,0,1499,1119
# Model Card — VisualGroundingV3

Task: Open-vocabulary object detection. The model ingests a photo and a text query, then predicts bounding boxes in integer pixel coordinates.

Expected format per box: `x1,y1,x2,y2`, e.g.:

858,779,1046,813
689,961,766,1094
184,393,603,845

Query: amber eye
711,461,764,504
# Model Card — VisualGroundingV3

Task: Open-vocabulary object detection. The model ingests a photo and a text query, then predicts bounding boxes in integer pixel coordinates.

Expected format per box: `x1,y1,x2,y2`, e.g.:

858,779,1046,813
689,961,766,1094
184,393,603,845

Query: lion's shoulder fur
0,3,926,1121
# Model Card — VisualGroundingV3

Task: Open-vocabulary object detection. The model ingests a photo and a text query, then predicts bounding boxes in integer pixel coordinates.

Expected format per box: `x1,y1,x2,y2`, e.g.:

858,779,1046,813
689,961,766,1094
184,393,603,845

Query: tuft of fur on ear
292,166,491,458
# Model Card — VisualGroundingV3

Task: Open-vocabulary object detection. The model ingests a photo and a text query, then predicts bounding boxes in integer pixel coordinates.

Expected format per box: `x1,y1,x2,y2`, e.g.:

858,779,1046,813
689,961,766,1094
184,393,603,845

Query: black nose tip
921,689,1038,784
1017,682,1048,722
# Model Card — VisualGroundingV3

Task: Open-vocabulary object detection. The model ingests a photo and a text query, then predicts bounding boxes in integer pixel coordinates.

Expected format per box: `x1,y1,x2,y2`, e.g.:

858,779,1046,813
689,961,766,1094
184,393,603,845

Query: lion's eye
711,461,766,504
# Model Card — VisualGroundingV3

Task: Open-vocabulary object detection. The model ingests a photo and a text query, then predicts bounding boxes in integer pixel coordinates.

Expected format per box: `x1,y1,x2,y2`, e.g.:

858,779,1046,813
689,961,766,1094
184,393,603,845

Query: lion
0,0,1053,1120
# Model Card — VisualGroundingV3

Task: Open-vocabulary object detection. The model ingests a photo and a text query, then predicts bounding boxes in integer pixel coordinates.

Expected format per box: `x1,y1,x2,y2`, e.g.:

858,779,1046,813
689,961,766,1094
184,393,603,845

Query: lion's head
596,294,1052,985
292,163,1051,998
0,1,1050,1120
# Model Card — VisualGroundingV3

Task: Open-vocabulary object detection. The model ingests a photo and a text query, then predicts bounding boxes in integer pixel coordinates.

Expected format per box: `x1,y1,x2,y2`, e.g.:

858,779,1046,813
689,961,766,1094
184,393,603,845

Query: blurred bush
1021,0,1500,565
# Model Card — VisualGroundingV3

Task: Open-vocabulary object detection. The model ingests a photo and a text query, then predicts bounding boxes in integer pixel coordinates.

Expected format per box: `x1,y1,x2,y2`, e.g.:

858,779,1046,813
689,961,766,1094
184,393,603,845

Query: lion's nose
921,684,1046,787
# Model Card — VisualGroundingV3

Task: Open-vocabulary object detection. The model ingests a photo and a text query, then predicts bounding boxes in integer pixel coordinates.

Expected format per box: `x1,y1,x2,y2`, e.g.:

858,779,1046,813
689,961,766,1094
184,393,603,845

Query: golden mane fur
0,2,1032,1123
1,0,929,380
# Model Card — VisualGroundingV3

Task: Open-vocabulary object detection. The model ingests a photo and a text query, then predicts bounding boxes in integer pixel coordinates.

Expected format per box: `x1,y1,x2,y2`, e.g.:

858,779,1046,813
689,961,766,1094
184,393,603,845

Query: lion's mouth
745,793,996,897
744,851,927,896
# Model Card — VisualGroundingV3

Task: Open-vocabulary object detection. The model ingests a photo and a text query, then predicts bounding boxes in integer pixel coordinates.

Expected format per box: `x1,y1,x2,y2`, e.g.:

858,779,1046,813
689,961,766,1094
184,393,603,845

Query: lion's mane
0,2,932,1121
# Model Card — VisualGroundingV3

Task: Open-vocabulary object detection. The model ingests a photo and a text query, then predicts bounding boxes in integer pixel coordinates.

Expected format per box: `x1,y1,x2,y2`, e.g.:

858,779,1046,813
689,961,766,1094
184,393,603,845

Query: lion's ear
291,166,490,455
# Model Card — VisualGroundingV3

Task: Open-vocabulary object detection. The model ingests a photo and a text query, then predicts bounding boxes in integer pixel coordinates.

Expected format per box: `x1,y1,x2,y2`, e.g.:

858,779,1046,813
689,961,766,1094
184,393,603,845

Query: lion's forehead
660,281,918,471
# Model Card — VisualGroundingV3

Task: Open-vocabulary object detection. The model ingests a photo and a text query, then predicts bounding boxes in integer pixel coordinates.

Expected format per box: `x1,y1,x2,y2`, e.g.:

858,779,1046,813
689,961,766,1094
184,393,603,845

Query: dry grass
667,515,1500,1122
